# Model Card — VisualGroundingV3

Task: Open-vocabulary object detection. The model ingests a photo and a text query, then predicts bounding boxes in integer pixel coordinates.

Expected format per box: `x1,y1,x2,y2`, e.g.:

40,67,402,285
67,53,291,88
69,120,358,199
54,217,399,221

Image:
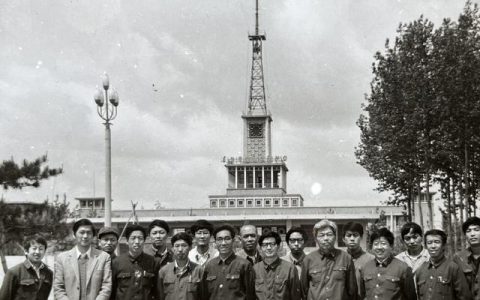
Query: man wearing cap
158,232,203,300
301,219,358,300
98,227,119,259
144,219,174,269
237,224,262,265
189,219,218,266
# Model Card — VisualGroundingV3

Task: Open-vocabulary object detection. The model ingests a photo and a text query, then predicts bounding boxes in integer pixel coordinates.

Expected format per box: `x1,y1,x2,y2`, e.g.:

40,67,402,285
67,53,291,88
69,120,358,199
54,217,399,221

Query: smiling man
301,219,357,300
416,229,471,300
188,219,218,266
144,219,173,269
203,224,255,300
237,224,262,265
111,224,159,300
453,217,480,298
253,231,301,300
396,222,430,274
0,235,53,300
359,227,416,300
53,218,112,300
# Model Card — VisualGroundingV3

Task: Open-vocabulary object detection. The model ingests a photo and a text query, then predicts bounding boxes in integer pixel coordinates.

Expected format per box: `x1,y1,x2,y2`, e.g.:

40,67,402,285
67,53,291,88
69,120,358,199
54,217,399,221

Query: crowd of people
1,216,480,300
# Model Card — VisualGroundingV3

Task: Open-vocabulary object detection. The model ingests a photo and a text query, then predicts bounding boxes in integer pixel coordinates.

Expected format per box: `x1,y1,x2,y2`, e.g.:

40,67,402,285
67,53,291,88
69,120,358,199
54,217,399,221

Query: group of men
2,217,480,300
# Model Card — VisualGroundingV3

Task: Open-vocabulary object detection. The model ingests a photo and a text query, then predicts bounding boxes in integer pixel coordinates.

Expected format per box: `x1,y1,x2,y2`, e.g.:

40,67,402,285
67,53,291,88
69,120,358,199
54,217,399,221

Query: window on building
237,199,244,207
273,166,280,188
255,199,262,207
264,166,272,188
255,166,263,188
273,198,280,207
211,200,218,207
247,199,253,207
246,167,254,188
237,167,245,188
229,199,235,207
265,198,271,207
292,198,298,206
220,199,226,207
282,198,289,206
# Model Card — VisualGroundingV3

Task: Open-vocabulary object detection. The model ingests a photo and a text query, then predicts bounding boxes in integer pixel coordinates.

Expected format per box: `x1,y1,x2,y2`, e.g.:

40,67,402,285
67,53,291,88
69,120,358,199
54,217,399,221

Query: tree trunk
426,170,433,230
452,179,458,252
446,179,454,254
407,185,413,222
459,180,465,250
417,179,424,229
465,143,471,218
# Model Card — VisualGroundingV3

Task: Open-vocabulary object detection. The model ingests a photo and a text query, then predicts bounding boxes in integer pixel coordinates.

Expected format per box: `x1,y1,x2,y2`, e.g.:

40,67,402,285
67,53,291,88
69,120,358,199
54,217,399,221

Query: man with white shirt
396,222,430,274
53,218,112,300
188,219,218,266
281,227,307,279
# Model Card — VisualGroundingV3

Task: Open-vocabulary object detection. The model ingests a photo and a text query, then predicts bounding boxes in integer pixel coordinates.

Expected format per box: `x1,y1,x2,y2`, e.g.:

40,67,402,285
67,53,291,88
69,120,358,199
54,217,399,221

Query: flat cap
98,227,120,239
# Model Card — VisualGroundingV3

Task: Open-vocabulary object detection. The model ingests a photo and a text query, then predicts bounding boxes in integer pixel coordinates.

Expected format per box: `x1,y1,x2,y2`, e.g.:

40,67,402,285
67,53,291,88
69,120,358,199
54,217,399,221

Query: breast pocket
143,272,155,287
227,274,241,289
187,279,201,293
437,276,452,295
309,269,323,285
274,277,287,292
382,274,400,291
206,275,217,293
416,279,426,297
255,279,264,293
332,267,347,281
163,279,175,294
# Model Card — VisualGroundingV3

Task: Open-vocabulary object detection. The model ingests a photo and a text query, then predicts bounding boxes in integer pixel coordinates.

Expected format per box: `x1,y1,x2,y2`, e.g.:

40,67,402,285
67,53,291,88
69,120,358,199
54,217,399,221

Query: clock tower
209,0,304,209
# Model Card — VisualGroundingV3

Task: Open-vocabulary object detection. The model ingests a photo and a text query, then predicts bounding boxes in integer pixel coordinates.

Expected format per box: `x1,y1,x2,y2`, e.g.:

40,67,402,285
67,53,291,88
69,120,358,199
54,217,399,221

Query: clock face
249,123,264,138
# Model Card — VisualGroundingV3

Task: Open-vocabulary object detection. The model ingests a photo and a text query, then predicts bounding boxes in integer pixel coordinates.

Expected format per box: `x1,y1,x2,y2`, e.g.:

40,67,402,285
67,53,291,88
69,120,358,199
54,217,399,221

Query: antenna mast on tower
248,0,267,115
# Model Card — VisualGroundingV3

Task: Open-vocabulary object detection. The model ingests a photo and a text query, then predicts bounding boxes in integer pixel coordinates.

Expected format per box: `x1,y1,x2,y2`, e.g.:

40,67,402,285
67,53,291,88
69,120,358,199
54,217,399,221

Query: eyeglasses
289,238,304,244
261,242,277,248
216,237,233,243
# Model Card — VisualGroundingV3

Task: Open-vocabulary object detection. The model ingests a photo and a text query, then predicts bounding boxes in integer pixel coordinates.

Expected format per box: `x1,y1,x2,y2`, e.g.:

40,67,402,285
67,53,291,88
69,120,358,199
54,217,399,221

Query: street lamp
94,72,119,227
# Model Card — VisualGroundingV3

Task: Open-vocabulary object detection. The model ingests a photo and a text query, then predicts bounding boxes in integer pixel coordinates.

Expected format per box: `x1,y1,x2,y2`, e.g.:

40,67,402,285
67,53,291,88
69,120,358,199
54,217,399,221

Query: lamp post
94,73,119,227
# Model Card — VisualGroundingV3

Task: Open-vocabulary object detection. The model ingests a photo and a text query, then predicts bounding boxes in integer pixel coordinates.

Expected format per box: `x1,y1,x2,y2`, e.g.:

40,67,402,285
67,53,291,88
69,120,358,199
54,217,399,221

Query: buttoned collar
150,244,168,257
347,247,365,259
375,255,393,267
404,248,429,261
174,260,191,274
318,248,337,260
193,246,213,260
263,257,281,271
24,258,44,271
290,252,305,265
75,246,92,259
129,251,144,263
218,252,236,265
428,255,446,268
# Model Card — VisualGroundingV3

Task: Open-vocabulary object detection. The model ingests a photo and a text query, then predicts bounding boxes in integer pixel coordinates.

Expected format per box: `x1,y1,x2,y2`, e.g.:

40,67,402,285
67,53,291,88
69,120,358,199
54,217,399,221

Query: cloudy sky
0,0,468,210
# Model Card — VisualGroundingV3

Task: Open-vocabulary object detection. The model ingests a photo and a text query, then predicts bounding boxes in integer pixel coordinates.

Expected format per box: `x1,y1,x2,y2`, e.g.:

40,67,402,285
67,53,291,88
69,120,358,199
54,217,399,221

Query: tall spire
247,0,267,115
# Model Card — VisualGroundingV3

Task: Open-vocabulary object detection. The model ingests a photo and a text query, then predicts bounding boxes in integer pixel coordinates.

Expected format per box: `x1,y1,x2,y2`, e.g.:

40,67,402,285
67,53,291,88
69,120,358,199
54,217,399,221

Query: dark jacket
453,248,480,300
111,252,160,300
0,259,53,300
144,245,174,269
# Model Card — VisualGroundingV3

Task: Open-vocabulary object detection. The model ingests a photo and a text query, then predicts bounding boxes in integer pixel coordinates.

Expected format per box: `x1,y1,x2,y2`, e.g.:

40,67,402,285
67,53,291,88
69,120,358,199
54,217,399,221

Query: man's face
288,232,305,255
215,230,234,256
402,229,423,252
172,239,191,261
315,227,336,253
26,241,46,265
466,225,480,246
128,230,145,256
195,229,211,247
74,225,94,248
372,236,392,261
150,226,168,248
425,234,444,260
99,233,118,254
260,237,278,259
343,230,362,251
240,226,258,252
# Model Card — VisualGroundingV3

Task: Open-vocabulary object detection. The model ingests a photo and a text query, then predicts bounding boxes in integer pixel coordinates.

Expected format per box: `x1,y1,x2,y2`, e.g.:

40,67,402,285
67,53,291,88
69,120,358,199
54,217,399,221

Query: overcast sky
0,0,468,210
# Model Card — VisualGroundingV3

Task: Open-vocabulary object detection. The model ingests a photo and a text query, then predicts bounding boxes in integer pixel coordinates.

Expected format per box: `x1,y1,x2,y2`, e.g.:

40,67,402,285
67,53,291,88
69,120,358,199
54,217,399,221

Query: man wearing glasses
111,225,159,300
254,231,301,300
281,227,308,279
203,224,255,300
396,222,430,274
301,219,357,300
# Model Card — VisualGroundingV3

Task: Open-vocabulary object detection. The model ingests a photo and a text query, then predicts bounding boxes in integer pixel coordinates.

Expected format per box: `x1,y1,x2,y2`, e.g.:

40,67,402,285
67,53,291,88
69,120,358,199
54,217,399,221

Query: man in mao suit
54,218,112,300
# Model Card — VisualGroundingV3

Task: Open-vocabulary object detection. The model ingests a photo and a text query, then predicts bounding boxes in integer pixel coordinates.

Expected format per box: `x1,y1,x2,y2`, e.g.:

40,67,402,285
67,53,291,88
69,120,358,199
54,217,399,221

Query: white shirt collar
75,246,92,259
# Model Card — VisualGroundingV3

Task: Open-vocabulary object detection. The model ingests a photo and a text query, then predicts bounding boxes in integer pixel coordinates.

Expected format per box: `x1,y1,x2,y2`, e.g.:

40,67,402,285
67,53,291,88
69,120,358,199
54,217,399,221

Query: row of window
210,197,300,208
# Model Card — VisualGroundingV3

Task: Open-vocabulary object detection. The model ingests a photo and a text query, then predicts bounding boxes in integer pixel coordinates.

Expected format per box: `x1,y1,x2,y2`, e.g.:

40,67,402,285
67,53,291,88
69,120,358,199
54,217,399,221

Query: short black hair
286,227,308,244
400,222,423,240
73,218,96,236
213,224,236,239
424,229,447,245
462,217,480,234
171,232,193,247
24,235,48,251
125,225,146,240
342,222,364,237
191,219,214,234
370,228,394,247
148,219,170,234
258,231,281,246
